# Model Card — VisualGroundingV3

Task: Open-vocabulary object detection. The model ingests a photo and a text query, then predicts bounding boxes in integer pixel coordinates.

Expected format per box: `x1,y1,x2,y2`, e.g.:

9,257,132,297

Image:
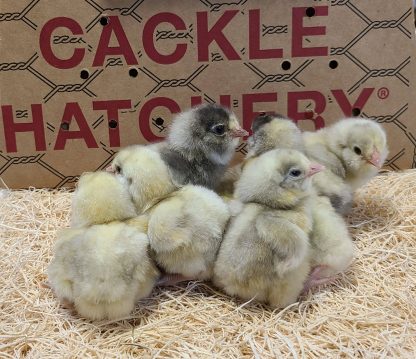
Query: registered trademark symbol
377,87,389,100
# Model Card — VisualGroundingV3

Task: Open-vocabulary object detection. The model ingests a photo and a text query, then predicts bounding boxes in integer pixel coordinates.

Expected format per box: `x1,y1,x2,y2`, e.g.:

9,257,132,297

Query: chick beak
367,150,382,168
307,163,325,177
106,165,115,173
230,127,249,138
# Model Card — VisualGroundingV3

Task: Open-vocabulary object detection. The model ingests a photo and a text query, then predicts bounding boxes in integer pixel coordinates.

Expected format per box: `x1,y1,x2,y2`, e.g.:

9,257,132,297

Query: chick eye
353,146,362,155
211,124,225,136
115,165,122,174
289,169,302,177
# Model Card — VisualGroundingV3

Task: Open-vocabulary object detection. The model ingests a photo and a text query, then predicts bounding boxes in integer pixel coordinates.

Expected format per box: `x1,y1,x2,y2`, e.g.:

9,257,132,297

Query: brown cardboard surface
1,0,416,189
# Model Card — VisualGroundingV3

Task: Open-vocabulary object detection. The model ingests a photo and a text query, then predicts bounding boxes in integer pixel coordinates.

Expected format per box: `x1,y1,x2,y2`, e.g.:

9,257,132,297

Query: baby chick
48,222,159,320
216,113,304,196
71,171,136,227
303,117,388,213
247,113,305,157
148,185,230,281
303,195,354,291
248,114,355,290
108,145,177,213
159,104,248,189
214,149,322,308
110,145,230,284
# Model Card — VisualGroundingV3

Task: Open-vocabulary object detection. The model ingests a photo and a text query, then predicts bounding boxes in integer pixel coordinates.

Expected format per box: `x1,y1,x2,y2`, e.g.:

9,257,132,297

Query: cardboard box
1,0,416,189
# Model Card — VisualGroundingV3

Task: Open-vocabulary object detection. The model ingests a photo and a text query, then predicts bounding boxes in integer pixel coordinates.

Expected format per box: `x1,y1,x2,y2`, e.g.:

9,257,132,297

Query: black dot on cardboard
80,69,89,79
129,68,138,78
155,117,164,126
329,60,338,69
352,108,361,116
100,16,109,26
61,123,69,131
109,120,118,128
306,7,316,17
281,60,291,71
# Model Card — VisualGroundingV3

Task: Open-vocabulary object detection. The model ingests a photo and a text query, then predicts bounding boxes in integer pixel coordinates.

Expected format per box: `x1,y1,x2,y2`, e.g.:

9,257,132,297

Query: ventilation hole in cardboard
129,68,138,78
109,120,118,129
329,60,338,69
100,16,109,26
281,60,291,71
155,117,164,126
306,7,316,17
352,108,361,116
80,69,89,79
61,123,69,131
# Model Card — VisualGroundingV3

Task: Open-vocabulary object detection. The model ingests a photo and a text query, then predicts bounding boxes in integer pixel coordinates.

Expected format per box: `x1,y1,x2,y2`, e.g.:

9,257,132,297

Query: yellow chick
110,144,230,284
247,112,305,157
216,112,304,197
108,145,177,213
303,194,355,291
247,113,355,290
214,149,323,308
48,222,159,320
303,117,388,213
71,171,136,227
147,185,230,282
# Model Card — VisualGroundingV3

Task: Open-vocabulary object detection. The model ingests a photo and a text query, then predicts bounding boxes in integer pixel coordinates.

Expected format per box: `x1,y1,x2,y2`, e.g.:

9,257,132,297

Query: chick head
235,149,324,208
108,145,176,212
328,118,388,173
248,113,304,157
168,104,248,163
71,171,136,226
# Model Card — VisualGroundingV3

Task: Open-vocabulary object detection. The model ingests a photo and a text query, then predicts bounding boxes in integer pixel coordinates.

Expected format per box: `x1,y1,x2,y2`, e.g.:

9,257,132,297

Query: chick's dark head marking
236,149,324,208
251,112,288,134
247,113,304,158
168,104,248,163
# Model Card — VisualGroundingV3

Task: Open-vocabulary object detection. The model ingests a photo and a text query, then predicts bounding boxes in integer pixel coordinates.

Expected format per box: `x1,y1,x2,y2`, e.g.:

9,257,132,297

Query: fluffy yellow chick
214,149,323,308
247,113,355,290
110,145,230,284
48,222,159,320
108,145,177,213
303,195,354,291
303,117,388,213
148,185,230,282
216,112,304,197
247,112,305,157
71,171,136,227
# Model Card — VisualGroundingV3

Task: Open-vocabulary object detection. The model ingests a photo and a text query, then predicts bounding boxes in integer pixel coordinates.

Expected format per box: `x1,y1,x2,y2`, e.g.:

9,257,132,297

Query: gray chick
159,104,248,189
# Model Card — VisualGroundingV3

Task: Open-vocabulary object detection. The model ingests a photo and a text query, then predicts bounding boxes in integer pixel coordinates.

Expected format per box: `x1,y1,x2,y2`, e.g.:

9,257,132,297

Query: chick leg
156,273,197,287
302,265,337,293
60,298,75,310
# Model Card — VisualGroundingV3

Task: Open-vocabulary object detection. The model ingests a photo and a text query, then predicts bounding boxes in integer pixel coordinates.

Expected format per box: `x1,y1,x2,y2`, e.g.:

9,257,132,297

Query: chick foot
156,273,196,287
302,265,337,293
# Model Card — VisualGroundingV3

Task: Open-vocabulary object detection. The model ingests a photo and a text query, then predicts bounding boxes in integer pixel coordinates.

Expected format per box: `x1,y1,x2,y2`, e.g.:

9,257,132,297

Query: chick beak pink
230,127,249,138
367,150,382,168
106,165,115,173
307,163,325,177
